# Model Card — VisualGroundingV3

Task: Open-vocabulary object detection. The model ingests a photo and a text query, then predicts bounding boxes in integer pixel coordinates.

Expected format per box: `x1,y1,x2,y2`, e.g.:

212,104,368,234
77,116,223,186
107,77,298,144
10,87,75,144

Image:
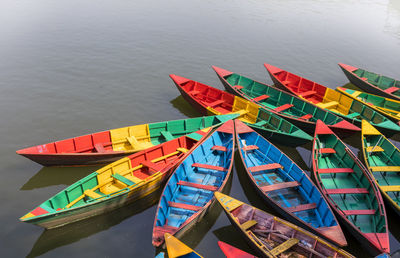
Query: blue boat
152,120,235,247
234,120,347,247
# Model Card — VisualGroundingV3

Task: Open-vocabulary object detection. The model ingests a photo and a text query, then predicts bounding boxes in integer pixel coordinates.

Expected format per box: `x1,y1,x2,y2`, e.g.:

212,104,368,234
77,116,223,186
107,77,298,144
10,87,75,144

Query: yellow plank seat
380,185,400,192
84,189,103,199
351,91,362,98
366,146,384,153
240,220,258,231
270,238,299,256
317,101,339,109
177,147,189,153
370,166,400,172
126,135,153,150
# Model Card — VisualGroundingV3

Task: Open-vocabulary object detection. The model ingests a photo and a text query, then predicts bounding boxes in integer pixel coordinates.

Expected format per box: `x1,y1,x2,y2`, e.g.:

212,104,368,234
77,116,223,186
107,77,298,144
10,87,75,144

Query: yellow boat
361,120,400,216
164,233,203,258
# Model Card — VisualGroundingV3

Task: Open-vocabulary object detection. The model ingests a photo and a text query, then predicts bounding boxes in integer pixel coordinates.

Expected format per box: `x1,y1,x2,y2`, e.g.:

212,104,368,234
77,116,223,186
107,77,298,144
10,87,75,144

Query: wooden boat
264,63,400,136
339,63,400,101
312,120,389,255
361,120,400,216
170,74,313,146
218,241,256,258
213,65,359,136
16,114,237,166
214,192,354,258
152,120,235,247
235,120,346,247
337,87,400,124
20,128,211,229
164,233,203,258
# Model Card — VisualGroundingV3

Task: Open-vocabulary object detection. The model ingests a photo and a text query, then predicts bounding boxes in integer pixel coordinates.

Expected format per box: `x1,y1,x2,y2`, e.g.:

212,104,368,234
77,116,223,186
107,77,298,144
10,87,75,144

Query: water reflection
27,188,162,258
20,166,101,190
170,95,201,118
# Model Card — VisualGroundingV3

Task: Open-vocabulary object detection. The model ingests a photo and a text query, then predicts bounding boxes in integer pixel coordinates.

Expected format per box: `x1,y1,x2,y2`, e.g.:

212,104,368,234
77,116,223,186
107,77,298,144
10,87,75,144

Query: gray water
1,0,400,257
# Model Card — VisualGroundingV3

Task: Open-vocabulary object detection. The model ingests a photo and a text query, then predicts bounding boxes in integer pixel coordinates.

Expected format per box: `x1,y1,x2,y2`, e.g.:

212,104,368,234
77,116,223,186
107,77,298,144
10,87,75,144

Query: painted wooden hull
337,87,400,124
264,63,400,136
170,74,313,146
215,192,354,258
218,241,256,258
339,63,400,101
361,120,400,217
213,65,359,136
164,233,203,258
152,120,235,247
16,114,237,166
312,120,390,255
235,120,346,247
20,129,211,228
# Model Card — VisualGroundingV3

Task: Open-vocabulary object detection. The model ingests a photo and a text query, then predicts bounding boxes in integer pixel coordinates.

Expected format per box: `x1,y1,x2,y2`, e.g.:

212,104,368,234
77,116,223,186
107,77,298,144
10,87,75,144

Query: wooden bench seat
233,85,244,90
250,163,282,173
211,145,227,152
318,101,339,109
325,188,369,194
192,163,227,172
319,148,336,154
177,181,218,191
272,104,294,112
366,146,384,152
270,238,299,256
84,189,103,199
160,131,174,141
188,90,200,95
318,168,354,174
370,166,400,172
261,181,300,192
286,203,316,213
240,220,257,231
299,91,316,98
347,112,360,119
299,114,313,120
112,173,136,186
208,99,225,108
254,120,267,126
252,95,269,102
242,145,259,151
380,185,400,192
94,143,107,153
141,160,162,173
168,201,202,212
342,209,376,216
383,87,399,94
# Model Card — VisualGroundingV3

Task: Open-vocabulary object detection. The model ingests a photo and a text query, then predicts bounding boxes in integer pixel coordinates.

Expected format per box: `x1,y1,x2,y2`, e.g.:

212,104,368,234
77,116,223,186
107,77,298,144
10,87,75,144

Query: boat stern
317,225,348,247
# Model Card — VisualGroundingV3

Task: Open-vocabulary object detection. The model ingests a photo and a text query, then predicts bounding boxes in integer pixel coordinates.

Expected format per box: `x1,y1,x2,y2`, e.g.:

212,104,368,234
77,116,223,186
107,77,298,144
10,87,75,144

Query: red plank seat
383,87,399,94
300,91,316,98
325,188,369,194
261,181,300,192
250,163,282,173
233,85,244,90
242,145,259,151
94,143,107,153
319,148,336,154
177,181,218,191
211,145,227,152
141,160,162,173
286,203,317,213
272,104,294,112
318,168,354,174
252,95,270,102
192,163,227,172
188,90,200,95
342,209,376,216
208,99,225,107
281,80,291,85
168,201,202,211
299,114,313,120
361,77,368,81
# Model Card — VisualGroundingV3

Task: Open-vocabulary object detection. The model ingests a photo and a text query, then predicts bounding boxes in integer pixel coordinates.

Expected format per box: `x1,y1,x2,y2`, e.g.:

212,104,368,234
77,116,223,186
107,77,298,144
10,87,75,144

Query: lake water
1,0,400,257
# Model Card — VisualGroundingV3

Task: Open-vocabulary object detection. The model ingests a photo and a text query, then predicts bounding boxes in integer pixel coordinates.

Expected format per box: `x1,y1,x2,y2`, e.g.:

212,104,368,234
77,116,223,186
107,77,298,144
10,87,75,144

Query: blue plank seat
261,181,300,192
112,173,136,186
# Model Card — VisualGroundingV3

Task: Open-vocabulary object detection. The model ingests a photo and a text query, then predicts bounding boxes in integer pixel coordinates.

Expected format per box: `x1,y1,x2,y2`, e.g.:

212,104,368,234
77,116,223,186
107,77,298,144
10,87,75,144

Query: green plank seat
177,181,218,191
272,104,294,112
211,145,227,152
94,143,107,153
299,114,313,120
168,201,202,211
250,163,282,173
318,168,354,174
192,163,227,172
347,112,360,119
325,188,369,194
242,145,259,151
286,203,316,213
160,131,174,141
383,87,399,94
252,95,269,102
209,99,225,107
254,120,267,126
112,173,136,186
342,209,376,216
319,148,336,154
299,91,316,98
261,181,300,192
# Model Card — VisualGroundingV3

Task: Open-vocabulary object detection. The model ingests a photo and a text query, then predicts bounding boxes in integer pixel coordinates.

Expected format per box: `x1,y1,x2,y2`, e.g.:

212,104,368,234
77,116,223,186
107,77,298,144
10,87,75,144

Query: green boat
361,120,400,217
213,66,360,136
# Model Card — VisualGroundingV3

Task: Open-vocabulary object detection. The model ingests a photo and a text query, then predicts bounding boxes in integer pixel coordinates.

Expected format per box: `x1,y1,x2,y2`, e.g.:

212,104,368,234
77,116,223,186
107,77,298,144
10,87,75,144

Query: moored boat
20,128,212,229
215,192,354,258
361,120,400,216
213,65,359,136
152,120,235,247
312,120,389,255
235,120,346,247
218,241,256,258
264,63,400,136
170,74,313,146
339,63,400,101
16,114,237,166
337,87,400,124
164,233,203,258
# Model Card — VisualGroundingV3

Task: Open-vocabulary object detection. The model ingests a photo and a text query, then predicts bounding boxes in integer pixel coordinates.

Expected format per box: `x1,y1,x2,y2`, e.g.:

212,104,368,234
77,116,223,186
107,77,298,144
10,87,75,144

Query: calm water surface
1,0,400,257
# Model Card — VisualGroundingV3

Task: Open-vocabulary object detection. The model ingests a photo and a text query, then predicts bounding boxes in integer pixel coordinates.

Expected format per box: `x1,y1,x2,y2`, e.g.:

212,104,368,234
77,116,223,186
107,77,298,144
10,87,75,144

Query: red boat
218,241,256,258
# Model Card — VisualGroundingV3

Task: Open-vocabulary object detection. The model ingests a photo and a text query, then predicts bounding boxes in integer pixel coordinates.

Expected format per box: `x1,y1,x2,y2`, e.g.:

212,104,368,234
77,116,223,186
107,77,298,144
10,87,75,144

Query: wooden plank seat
319,148,336,154
141,160,162,173
370,166,400,172
252,95,270,102
177,181,218,191
160,131,174,141
94,143,107,153
286,203,316,213
84,189,103,199
299,91,316,98
240,220,257,231
250,163,282,173
208,99,225,108
317,168,354,174
242,145,259,151
347,112,360,119
299,114,313,120
261,181,300,192
281,80,291,85
254,120,267,126
318,101,339,109
168,201,202,212
188,90,200,95
270,238,299,256
233,85,244,90
177,147,189,153
325,188,369,194
112,173,136,186
342,209,376,216
361,77,368,81
383,87,399,94
380,185,400,192
211,145,227,152
272,104,294,112
366,146,384,152
192,163,227,172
